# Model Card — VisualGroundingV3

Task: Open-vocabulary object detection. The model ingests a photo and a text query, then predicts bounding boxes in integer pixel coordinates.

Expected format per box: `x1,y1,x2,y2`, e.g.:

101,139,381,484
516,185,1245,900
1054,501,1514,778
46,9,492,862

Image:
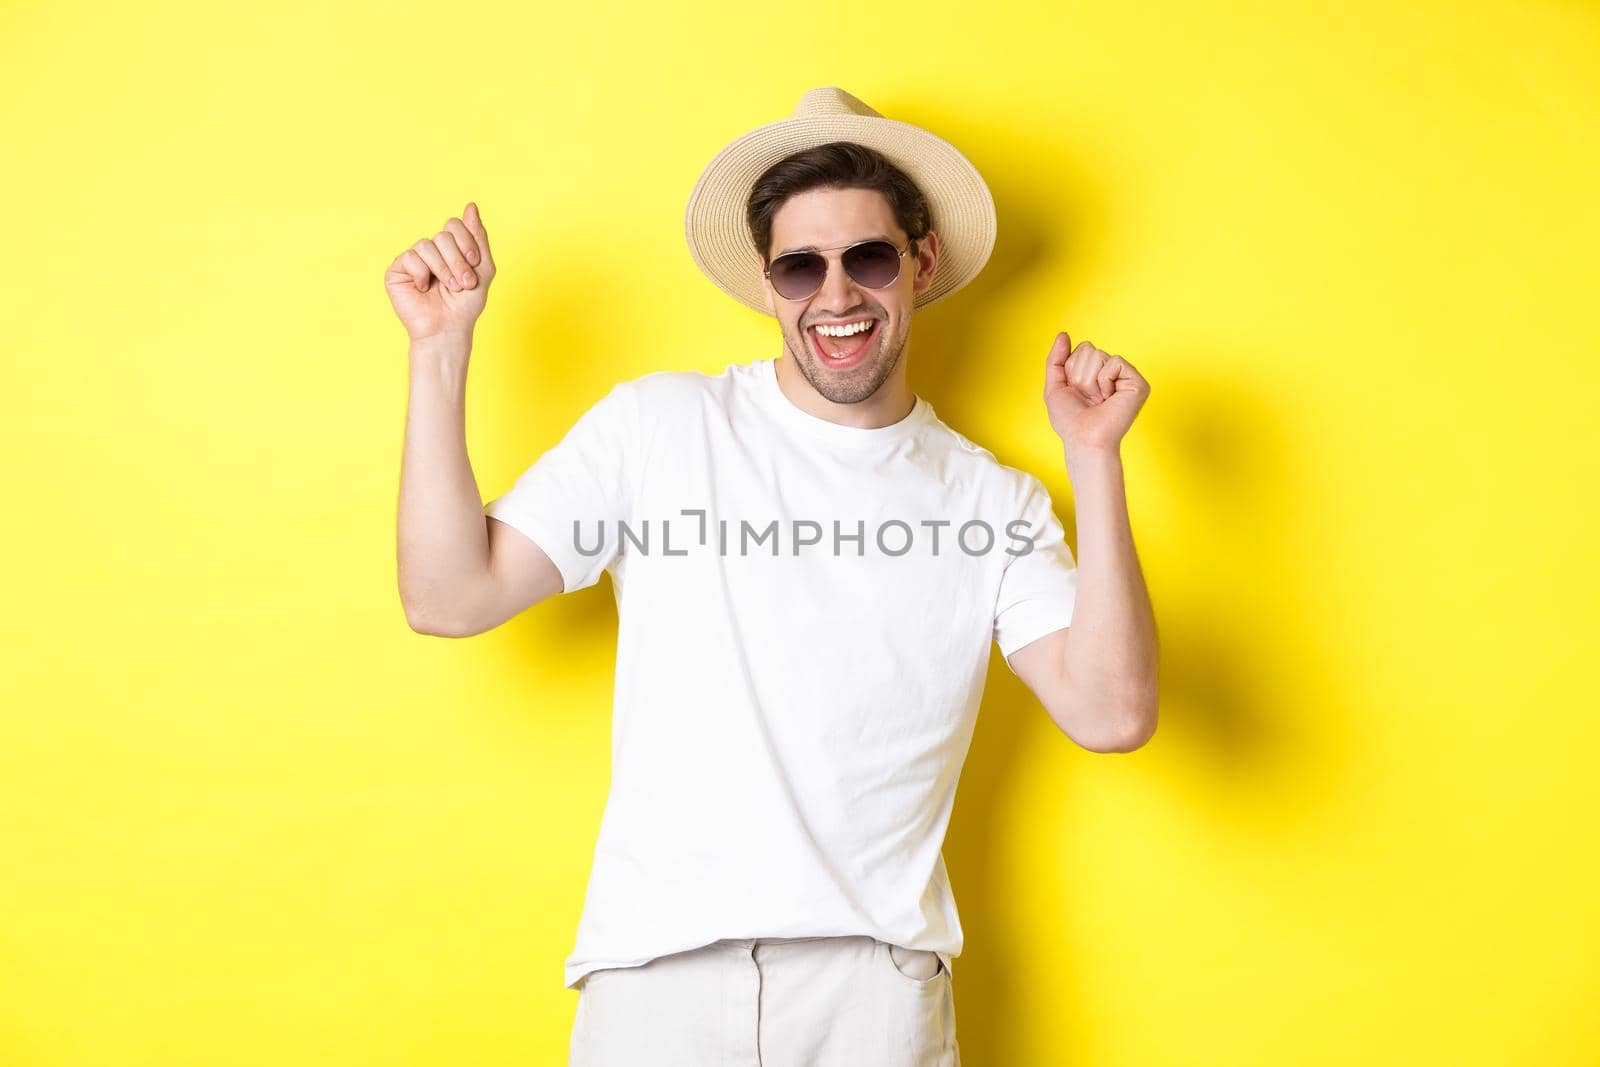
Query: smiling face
756,186,940,407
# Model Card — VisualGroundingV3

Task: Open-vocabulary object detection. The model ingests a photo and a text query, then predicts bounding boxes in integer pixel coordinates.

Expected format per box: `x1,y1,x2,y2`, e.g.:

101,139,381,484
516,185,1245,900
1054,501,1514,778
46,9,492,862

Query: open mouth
806,318,880,369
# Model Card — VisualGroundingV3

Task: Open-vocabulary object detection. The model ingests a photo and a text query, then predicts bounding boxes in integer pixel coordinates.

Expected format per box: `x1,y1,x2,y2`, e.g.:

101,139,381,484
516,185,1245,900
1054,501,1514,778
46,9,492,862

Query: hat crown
792,86,882,119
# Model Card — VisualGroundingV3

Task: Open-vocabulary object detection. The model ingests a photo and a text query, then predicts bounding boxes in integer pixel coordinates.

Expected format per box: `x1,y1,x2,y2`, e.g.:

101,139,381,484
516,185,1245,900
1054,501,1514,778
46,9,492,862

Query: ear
754,251,775,314
911,231,940,296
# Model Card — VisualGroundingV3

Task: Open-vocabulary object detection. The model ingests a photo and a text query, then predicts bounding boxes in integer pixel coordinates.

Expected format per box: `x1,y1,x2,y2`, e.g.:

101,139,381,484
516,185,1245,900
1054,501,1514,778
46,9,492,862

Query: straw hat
684,86,997,317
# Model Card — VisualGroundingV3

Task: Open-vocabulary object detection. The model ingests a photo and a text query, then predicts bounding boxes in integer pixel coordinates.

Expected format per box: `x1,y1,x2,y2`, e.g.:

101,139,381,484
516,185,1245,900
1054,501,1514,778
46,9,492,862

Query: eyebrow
776,234,894,257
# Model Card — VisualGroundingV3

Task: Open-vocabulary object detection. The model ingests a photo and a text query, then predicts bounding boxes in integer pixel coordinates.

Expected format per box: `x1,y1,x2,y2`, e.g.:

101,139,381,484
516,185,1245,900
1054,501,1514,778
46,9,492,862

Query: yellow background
3,0,1597,1063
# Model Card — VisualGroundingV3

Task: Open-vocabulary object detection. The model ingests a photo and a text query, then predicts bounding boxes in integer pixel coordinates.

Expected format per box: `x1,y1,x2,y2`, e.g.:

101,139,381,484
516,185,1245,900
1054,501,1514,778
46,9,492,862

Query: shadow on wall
902,103,1362,1060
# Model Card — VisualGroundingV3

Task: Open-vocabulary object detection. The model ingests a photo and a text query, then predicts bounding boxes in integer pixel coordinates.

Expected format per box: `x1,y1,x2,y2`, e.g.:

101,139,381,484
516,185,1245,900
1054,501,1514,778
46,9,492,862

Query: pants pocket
884,941,945,984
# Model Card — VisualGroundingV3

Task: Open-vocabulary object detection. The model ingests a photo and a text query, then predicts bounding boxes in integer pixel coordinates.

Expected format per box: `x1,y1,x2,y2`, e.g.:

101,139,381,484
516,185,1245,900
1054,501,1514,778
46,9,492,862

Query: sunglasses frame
762,239,911,302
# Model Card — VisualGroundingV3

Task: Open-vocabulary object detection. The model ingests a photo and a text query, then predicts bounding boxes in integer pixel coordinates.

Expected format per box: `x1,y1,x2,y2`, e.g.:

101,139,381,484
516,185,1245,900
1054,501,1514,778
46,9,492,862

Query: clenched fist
1044,331,1150,453
384,202,497,342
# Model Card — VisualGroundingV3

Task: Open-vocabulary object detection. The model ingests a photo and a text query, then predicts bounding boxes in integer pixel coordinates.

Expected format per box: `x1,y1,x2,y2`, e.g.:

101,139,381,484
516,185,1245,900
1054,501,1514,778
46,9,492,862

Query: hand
1043,331,1150,453
384,202,497,343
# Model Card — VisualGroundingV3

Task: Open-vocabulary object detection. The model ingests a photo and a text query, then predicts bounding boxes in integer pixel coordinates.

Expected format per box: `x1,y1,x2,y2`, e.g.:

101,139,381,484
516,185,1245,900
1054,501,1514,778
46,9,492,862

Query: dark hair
746,142,932,265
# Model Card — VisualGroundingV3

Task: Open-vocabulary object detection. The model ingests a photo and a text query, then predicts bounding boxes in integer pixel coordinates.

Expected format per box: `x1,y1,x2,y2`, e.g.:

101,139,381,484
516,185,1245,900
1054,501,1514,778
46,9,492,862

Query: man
388,86,1158,1067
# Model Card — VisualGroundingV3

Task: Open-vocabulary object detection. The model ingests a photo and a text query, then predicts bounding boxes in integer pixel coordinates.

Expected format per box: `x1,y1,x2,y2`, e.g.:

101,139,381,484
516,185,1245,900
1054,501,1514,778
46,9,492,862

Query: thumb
1046,330,1073,386
463,201,495,271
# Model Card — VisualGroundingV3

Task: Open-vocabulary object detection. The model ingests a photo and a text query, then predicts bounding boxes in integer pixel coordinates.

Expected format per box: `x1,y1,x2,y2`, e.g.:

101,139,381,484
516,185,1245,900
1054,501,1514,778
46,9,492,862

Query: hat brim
685,113,997,317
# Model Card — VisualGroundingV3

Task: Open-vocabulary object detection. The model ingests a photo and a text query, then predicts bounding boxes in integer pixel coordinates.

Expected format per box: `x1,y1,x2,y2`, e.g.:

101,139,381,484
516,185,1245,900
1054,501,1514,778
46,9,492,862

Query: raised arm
1009,331,1159,751
388,202,562,637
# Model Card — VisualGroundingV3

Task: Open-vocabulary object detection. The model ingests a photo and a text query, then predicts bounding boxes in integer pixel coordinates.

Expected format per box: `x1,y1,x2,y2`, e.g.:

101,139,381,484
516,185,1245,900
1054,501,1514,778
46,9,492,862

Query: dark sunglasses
763,239,910,302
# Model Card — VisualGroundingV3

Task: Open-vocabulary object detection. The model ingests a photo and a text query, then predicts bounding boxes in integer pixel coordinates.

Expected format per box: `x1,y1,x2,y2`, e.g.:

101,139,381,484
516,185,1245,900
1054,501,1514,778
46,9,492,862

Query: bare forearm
397,331,491,631
1062,445,1159,741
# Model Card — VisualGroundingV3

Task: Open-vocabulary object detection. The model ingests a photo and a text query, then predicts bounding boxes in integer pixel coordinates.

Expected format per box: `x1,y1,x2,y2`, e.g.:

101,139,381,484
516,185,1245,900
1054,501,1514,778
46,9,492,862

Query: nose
814,252,864,313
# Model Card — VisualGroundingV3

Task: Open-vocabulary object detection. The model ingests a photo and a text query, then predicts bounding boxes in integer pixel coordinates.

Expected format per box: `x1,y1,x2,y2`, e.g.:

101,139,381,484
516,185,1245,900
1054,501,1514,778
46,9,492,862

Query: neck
774,356,915,429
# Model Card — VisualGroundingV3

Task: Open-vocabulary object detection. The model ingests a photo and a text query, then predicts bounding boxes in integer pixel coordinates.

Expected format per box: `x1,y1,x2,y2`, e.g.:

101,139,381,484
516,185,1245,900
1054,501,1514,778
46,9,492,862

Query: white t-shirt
484,356,1077,989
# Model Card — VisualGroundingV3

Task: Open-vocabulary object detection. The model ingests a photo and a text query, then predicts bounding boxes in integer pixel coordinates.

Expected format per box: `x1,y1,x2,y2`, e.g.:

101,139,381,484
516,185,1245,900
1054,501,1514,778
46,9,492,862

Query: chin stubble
788,320,906,406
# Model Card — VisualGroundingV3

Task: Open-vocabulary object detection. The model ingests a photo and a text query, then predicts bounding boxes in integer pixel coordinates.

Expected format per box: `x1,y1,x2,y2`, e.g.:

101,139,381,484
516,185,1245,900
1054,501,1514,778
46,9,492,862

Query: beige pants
568,935,961,1066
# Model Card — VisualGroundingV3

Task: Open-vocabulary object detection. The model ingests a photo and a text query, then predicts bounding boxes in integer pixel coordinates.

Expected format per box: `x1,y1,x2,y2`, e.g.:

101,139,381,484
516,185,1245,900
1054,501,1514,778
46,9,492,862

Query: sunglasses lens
769,253,826,300
842,241,902,288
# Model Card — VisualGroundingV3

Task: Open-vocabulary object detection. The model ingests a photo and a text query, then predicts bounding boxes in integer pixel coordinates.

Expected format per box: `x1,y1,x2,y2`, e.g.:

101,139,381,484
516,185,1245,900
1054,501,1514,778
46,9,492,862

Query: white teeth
815,320,873,337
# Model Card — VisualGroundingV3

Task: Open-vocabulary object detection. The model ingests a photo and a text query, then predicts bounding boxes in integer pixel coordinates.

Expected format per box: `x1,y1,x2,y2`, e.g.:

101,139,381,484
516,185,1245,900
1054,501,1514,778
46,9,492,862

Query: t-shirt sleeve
993,474,1078,671
481,380,639,594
